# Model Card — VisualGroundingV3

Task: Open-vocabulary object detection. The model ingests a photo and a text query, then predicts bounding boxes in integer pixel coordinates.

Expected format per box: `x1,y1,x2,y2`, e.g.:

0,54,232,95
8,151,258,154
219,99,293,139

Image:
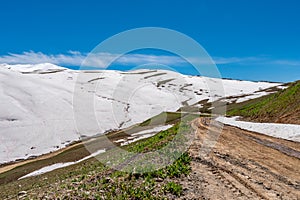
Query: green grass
0,112,188,186
83,116,194,199
139,112,184,126
53,118,193,199
163,181,183,196
227,81,300,123
0,113,197,199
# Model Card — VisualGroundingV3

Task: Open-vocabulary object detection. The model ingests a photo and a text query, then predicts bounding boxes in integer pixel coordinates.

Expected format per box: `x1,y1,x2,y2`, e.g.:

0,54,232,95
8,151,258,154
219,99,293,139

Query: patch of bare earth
180,118,300,200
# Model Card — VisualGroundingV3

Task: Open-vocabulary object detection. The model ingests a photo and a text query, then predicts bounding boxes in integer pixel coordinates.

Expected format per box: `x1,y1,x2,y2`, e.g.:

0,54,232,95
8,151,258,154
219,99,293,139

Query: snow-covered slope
0,63,282,164
0,63,67,73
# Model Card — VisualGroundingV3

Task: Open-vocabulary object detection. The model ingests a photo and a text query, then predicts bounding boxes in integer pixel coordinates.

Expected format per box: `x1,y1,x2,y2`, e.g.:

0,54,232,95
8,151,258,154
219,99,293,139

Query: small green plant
163,181,183,196
8,114,195,199
76,120,192,198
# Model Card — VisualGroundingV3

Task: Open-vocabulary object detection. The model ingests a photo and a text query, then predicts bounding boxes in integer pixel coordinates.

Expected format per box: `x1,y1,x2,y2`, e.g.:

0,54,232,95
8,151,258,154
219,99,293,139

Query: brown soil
180,118,300,199
241,107,300,125
1,117,300,199
0,142,83,174
260,108,300,124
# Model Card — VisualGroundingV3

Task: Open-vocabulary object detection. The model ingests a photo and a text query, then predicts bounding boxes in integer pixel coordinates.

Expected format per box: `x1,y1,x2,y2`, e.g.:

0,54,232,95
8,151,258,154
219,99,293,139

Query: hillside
0,65,299,199
0,114,197,199
1,115,300,199
0,63,282,164
227,81,300,124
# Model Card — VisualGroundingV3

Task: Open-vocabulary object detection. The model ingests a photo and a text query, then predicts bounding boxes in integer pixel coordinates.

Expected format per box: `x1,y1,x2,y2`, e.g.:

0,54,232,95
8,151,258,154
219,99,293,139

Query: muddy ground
1,117,299,199
181,118,300,199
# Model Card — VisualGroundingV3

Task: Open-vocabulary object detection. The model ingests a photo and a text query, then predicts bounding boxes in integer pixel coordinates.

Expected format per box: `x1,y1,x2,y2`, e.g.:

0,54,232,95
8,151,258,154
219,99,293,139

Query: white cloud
0,51,85,66
212,56,265,64
0,51,299,68
0,51,188,68
269,60,300,66
213,56,300,67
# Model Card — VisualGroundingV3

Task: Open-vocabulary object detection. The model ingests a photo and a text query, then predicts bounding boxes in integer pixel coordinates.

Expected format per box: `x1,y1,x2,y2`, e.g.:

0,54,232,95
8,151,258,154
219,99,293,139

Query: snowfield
0,63,283,164
217,116,300,142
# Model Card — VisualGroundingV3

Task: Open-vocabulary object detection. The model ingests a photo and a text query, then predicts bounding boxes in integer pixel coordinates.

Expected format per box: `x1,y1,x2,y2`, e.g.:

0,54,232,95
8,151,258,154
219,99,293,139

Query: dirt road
181,118,300,199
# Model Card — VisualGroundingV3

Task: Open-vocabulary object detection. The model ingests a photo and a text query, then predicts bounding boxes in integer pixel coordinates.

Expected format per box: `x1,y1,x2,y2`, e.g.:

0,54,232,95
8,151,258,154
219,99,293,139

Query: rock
18,191,27,195
105,177,114,183
257,181,263,185
18,191,27,198
156,178,163,182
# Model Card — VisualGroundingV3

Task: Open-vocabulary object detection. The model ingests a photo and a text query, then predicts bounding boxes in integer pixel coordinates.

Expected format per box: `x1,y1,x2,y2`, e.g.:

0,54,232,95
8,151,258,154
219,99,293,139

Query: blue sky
0,0,299,82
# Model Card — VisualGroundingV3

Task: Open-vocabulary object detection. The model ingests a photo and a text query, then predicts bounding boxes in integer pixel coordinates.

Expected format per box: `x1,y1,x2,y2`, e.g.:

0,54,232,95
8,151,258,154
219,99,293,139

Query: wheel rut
180,117,300,199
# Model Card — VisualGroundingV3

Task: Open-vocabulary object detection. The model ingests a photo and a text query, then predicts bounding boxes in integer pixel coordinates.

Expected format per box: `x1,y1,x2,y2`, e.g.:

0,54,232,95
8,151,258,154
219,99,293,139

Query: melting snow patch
19,149,106,179
119,125,173,146
131,125,173,136
216,116,300,142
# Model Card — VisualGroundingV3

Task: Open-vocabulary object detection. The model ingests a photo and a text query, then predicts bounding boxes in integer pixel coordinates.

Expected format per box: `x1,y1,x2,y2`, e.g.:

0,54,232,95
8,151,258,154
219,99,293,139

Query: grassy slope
0,114,197,199
227,81,300,124
0,112,183,185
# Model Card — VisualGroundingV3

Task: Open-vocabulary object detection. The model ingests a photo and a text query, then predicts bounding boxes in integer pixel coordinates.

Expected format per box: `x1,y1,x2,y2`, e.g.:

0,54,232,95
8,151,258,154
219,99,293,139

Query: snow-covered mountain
0,63,283,163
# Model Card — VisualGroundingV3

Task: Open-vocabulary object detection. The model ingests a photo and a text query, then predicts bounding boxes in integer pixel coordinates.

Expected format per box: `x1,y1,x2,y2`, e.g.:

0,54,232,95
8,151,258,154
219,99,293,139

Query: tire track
182,117,300,199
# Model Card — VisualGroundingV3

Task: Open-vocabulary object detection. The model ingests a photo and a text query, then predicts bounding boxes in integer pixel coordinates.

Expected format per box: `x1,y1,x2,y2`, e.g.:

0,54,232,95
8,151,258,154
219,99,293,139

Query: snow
18,125,172,179
18,149,106,179
0,63,283,164
131,125,172,136
235,91,270,103
121,134,156,146
216,116,300,142
118,125,173,146
0,63,67,73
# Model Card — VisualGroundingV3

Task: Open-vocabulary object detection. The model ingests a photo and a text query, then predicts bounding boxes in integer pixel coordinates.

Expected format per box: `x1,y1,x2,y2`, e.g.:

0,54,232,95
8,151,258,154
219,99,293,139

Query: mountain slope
228,81,300,124
1,116,300,199
0,63,283,163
